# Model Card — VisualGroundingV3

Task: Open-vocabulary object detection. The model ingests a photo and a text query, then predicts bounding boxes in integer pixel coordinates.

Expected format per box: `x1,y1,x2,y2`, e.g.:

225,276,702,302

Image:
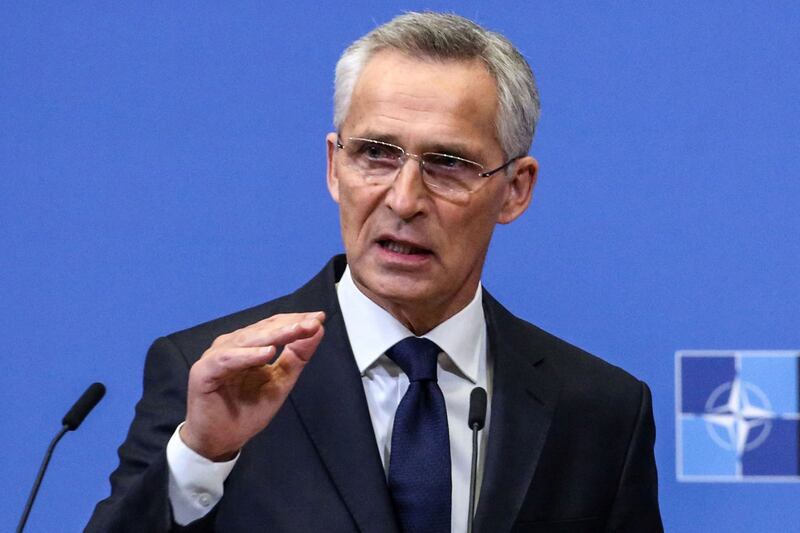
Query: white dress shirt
167,266,491,532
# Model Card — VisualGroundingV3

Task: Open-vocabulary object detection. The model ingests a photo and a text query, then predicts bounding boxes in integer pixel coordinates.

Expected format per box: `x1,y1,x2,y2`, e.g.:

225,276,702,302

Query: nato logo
676,351,800,482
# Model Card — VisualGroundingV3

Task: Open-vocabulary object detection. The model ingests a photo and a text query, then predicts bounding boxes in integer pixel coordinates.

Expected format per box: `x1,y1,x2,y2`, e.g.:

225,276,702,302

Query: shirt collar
336,266,484,384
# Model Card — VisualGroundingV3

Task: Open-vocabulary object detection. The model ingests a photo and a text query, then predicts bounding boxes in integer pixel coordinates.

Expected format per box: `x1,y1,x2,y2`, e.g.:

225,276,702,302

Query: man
88,12,662,533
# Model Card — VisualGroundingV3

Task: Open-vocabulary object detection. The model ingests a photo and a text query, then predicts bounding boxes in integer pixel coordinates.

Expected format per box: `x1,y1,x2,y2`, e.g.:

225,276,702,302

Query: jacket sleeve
85,336,215,533
604,381,664,532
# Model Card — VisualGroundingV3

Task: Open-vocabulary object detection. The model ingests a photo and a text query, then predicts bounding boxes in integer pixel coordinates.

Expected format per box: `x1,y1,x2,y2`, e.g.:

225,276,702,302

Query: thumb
275,325,325,377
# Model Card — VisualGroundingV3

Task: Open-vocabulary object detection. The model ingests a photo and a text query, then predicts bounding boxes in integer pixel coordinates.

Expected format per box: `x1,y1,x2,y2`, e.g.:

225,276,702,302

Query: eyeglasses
336,136,521,201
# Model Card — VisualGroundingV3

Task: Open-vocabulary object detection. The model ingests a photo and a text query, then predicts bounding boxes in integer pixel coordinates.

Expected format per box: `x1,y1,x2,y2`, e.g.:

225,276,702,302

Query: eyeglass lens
342,138,484,195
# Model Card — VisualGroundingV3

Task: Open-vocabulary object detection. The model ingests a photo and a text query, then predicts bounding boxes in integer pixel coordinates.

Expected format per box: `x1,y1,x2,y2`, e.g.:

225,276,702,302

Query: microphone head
468,387,487,430
62,382,106,431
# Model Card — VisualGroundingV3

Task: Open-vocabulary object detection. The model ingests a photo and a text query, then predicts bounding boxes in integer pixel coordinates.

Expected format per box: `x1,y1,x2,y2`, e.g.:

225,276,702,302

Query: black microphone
467,387,487,533
62,382,106,430
468,386,487,431
17,382,106,533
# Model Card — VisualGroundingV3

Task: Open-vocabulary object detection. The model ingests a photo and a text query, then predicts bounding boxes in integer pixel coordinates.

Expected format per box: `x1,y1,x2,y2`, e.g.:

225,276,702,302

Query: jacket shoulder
484,290,645,399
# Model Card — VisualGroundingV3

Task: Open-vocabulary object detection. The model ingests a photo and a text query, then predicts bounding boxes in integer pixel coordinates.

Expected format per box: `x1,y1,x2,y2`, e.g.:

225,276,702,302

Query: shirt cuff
166,422,239,525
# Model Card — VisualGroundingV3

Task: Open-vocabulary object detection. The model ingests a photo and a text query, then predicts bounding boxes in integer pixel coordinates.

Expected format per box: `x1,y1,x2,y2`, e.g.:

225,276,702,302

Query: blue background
2,2,799,531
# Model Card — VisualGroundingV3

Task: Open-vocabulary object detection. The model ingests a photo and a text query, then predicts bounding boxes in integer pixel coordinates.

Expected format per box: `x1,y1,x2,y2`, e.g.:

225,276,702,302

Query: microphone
467,387,487,533
62,382,106,430
17,382,106,533
468,386,487,431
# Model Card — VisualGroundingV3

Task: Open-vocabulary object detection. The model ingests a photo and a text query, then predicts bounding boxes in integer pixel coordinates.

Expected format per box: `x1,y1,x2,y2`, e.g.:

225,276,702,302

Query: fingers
183,312,327,458
275,324,326,376
220,312,326,349
256,315,325,349
202,346,275,377
194,311,327,390
192,346,276,392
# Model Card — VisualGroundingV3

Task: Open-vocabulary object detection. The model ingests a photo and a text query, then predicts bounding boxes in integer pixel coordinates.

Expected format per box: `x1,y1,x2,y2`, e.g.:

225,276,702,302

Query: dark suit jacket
87,255,662,532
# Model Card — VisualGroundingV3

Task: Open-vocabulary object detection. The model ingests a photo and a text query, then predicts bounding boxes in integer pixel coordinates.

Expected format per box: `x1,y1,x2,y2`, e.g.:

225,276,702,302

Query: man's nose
384,156,428,220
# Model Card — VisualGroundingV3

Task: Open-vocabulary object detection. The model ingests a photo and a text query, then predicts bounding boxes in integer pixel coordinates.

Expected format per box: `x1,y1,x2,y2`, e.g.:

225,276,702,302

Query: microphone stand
467,420,480,533
467,386,486,533
16,382,105,533
17,425,69,533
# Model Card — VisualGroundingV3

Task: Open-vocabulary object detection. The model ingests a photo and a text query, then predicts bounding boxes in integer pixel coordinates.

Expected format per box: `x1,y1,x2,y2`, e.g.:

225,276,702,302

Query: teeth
384,241,416,254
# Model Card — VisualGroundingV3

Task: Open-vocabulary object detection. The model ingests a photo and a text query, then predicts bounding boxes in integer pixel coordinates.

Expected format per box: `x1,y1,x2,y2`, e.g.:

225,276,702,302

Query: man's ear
326,132,341,204
498,156,538,224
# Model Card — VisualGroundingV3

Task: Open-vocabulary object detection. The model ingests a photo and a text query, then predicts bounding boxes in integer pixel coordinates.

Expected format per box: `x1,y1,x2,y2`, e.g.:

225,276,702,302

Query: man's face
326,50,537,332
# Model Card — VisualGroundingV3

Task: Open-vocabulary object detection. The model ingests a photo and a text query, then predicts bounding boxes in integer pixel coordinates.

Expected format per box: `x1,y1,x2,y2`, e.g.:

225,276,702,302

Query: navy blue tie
386,337,451,533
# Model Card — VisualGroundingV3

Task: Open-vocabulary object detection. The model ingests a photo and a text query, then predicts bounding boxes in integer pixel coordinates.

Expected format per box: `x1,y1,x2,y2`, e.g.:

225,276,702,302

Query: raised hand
180,311,326,461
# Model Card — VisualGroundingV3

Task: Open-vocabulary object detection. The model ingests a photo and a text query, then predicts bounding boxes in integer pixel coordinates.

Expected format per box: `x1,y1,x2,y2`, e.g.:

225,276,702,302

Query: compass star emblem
702,378,776,455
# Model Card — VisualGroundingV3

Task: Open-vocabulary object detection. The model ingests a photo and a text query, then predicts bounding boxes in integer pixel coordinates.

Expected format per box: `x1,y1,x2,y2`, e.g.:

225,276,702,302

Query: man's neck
349,276,480,336
336,265,485,382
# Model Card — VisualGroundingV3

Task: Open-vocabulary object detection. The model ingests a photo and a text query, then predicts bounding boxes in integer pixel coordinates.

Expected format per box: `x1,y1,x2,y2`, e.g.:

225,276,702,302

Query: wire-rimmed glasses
336,136,521,201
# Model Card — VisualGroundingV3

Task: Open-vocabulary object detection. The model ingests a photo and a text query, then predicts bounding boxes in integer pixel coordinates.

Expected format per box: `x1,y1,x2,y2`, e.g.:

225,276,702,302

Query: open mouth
378,239,432,256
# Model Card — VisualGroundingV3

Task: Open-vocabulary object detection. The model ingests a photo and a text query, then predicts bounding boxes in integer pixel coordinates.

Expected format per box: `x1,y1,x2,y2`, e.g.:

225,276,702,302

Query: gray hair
333,12,540,158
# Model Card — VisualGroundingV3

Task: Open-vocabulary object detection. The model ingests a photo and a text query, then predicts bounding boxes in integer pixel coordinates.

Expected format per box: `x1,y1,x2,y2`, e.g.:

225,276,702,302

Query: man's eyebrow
350,131,403,145
346,131,484,161
425,142,485,162
369,132,479,154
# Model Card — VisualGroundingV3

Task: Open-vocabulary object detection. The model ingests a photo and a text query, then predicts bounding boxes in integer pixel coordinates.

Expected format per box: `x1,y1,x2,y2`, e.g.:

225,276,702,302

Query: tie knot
386,337,441,382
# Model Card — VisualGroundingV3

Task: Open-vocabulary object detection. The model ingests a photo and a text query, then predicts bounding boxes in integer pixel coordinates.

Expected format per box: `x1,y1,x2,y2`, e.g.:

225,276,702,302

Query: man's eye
358,142,395,160
426,154,467,171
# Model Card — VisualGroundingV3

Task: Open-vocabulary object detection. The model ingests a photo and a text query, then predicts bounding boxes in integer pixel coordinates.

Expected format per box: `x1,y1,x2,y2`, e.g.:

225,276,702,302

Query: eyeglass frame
335,135,523,194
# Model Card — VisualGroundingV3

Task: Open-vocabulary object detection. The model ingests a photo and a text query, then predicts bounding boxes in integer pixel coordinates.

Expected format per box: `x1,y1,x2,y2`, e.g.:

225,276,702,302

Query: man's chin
352,268,437,309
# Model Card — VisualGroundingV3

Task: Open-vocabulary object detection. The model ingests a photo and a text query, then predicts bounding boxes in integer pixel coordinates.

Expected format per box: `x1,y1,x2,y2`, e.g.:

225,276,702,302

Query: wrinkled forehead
343,50,501,151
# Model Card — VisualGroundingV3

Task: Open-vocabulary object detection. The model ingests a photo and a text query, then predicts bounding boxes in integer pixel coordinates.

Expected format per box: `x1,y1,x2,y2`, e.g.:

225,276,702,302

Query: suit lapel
288,258,399,533
474,292,562,533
